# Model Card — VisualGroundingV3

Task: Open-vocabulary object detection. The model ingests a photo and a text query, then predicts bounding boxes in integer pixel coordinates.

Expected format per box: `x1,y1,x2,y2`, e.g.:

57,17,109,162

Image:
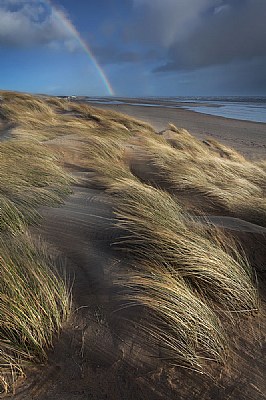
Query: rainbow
47,1,114,96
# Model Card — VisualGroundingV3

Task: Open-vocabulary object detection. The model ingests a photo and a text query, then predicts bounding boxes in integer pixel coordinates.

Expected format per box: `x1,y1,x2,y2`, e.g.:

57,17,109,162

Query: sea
83,96,266,124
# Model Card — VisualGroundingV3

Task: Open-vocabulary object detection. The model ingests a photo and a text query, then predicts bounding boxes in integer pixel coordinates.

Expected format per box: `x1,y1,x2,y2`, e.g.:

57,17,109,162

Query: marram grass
114,262,227,371
0,139,73,234
0,233,71,393
110,179,258,313
0,90,154,141
138,127,266,225
0,91,262,379
79,135,137,188
0,93,76,393
110,179,258,371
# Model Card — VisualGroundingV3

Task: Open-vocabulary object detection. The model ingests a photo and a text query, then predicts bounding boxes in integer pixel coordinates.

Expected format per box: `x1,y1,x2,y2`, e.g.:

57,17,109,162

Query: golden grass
256,160,266,172
0,92,97,141
137,127,266,225
1,93,58,138
202,137,246,162
77,136,137,188
163,125,209,156
0,233,70,393
109,179,258,370
114,262,227,371
65,101,154,133
0,93,76,392
0,91,154,142
0,91,263,379
110,179,258,313
0,139,72,392
0,139,73,234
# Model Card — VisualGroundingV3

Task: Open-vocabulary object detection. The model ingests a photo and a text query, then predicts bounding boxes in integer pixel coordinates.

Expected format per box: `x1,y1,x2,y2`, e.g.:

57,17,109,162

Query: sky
0,0,265,97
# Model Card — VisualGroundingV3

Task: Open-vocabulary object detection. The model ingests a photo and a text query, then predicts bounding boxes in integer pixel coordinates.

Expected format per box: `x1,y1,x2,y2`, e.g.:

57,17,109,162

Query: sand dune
16,158,266,400
0,93,265,399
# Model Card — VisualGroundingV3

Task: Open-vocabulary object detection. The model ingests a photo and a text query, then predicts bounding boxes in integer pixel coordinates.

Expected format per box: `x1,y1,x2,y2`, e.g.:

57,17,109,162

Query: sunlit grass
0,233,71,393
137,126,266,225
0,139,73,234
110,179,258,313
77,136,137,188
110,178,258,370
0,92,76,393
0,90,154,142
114,262,227,371
0,90,263,382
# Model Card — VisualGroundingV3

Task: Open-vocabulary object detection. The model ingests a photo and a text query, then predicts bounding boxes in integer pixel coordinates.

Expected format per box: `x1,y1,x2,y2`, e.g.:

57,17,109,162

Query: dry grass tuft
136,130,266,225
78,136,137,188
0,139,73,233
0,233,71,393
202,138,246,162
114,262,227,371
0,92,76,393
163,127,208,156
109,179,258,370
110,179,258,314
0,91,155,143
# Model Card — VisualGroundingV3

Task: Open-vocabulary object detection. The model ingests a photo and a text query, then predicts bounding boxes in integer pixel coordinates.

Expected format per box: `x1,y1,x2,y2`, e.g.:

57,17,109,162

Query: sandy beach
91,103,266,160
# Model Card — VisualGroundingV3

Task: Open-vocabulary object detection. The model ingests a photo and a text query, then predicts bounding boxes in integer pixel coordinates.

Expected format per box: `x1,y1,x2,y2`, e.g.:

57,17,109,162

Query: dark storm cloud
151,0,266,71
184,56,266,94
108,0,266,73
126,0,266,93
130,0,217,47
221,57,266,93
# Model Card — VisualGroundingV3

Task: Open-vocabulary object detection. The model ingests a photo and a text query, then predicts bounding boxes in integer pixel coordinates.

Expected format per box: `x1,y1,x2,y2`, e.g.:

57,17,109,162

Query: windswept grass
0,91,263,382
110,179,258,313
0,93,76,392
0,92,98,141
137,127,266,225
109,179,258,370
0,137,72,393
163,125,209,156
202,137,246,162
256,160,266,173
114,262,227,371
79,136,137,188
0,91,154,142
65,101,154,133
0,139,73,234
0,93,59,139
0,233,70,393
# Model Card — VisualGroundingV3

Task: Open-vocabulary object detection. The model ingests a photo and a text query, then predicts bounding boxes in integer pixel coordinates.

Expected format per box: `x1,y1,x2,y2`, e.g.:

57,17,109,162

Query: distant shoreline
76,96,266,123
90,102,266,160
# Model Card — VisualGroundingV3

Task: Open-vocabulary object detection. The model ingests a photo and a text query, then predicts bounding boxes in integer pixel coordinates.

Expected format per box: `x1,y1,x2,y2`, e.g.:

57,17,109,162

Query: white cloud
0,0,76,49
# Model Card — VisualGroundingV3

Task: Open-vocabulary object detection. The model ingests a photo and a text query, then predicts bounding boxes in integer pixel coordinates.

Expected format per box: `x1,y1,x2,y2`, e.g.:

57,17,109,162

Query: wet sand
91,103,266,160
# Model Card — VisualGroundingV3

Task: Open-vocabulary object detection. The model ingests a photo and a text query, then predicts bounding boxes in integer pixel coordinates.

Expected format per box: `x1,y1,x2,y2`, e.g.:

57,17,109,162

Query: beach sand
91,103,266,160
